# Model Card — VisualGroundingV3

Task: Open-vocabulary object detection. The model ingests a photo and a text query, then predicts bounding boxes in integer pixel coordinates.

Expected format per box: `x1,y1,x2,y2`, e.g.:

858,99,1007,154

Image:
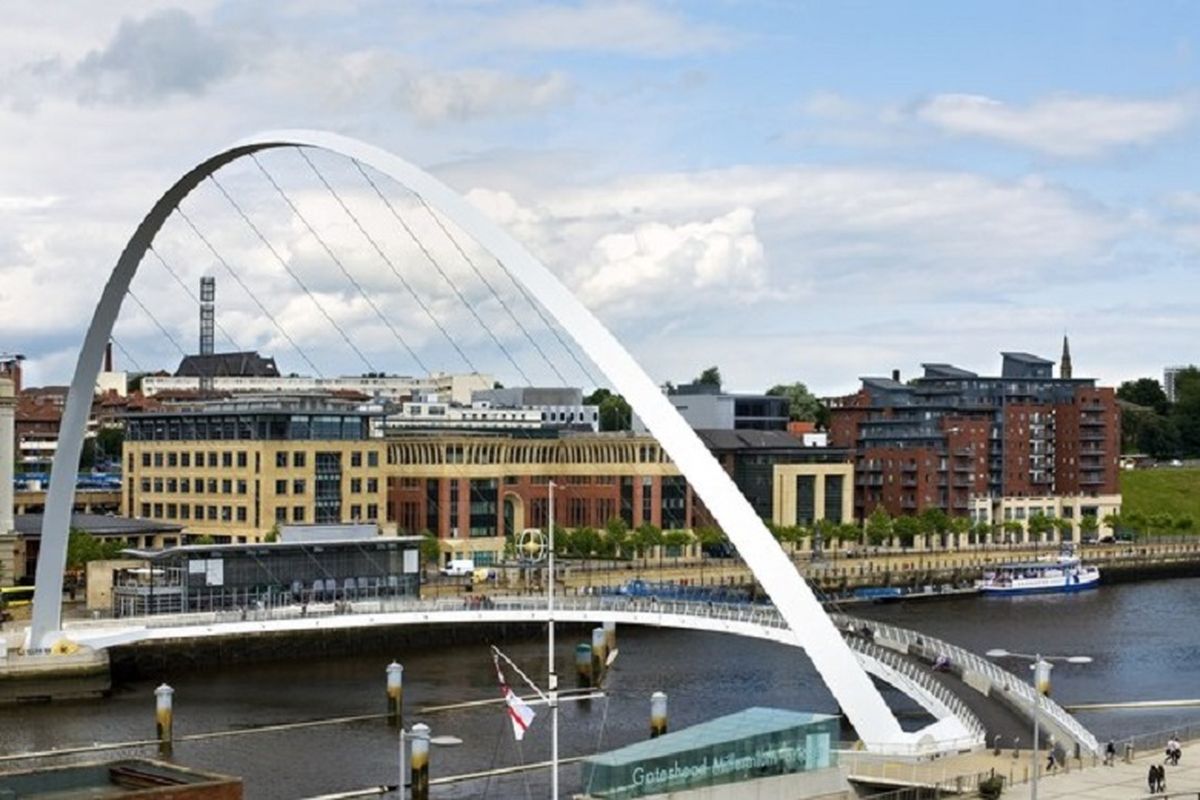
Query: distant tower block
1060,335,1072,380
199,276,215,391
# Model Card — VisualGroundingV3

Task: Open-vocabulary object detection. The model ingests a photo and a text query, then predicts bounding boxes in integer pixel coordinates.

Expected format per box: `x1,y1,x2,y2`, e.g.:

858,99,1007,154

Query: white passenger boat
979,554,1100,596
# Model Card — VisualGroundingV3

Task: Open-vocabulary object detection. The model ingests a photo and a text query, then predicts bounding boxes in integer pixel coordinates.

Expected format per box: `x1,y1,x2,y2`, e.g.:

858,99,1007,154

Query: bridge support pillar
155,683,174,757
591,627,607,684
575,644,593,688
387,661,403,728
603,620,616,653
650,691,667,738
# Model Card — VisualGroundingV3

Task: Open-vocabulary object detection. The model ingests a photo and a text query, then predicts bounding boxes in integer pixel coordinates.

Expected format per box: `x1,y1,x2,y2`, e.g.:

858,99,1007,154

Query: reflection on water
2,579,1198,798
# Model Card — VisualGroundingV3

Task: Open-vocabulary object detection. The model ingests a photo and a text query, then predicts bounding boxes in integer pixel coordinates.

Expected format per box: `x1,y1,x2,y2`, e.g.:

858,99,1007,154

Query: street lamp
985,649,1092,800
397,722,462,800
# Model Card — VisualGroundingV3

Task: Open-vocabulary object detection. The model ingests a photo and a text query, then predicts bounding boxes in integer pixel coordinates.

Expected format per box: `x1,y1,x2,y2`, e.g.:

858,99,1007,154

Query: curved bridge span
59,596,1097,757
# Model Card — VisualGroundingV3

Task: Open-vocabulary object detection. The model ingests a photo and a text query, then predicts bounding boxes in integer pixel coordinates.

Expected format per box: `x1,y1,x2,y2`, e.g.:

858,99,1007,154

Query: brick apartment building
828,345,1120,521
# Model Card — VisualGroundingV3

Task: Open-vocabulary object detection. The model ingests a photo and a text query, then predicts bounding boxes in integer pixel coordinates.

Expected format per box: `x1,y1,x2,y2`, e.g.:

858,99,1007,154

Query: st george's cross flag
494,656,536,740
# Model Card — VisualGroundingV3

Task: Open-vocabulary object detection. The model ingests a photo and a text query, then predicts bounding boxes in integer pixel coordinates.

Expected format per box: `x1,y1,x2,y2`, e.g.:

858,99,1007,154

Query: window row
140,502,248,523
140,450,251,469
139,478,248,495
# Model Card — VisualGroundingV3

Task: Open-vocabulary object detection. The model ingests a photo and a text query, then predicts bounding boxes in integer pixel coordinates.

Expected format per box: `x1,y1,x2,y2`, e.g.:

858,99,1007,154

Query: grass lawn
1120,467,1200,520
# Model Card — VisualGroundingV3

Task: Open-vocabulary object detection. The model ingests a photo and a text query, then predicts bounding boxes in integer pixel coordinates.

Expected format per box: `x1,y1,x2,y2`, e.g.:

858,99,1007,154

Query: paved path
1003,740,1196,799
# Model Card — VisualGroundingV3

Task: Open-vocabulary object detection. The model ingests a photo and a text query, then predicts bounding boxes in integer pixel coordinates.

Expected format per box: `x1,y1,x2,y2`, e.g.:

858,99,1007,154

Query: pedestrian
1045,749,1057,772
1104,740,1116,766
1158,761,1167,792
1148,763,1158,794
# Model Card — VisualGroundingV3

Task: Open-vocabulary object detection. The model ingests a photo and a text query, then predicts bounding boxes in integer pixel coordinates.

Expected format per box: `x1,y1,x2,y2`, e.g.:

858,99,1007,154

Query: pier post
603,620,616,652
410,722,430,800
591,627,607,683
650,691,667,738
575,643,593,688
387,661,403,728
155,683,174,757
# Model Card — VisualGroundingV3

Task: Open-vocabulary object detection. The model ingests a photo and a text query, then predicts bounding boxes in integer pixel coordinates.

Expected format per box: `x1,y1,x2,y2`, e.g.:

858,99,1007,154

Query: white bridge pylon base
35,129,929,751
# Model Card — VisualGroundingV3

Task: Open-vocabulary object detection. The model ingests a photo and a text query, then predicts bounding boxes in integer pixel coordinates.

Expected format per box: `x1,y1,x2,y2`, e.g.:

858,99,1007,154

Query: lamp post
547,479,560,800
985,649,1091,800
397,722,461,800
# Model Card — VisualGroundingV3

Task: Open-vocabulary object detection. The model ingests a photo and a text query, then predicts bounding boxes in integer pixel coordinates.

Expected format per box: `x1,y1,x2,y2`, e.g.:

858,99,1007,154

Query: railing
1110,721,1200,761
831,613,1100,756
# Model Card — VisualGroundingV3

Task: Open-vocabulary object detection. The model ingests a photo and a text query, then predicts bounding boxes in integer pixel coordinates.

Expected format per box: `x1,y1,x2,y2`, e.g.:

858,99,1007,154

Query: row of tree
1118,368,1200,458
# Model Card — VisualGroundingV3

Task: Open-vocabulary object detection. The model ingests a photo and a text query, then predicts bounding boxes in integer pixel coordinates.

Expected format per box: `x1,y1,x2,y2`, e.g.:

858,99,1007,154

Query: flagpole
548,479,559,800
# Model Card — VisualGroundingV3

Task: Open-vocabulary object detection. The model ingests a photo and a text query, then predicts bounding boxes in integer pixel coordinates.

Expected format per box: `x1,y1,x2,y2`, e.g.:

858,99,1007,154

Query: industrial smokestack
0,378,14,535
104,341,114,372
892,369,901,383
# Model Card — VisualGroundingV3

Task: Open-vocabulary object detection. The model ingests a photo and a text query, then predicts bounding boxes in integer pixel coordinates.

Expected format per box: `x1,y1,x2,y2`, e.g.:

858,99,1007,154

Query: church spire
1060,334,1073,380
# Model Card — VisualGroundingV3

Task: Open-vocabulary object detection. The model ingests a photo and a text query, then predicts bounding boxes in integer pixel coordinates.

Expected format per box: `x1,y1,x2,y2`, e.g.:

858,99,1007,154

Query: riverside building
828,347,1121,538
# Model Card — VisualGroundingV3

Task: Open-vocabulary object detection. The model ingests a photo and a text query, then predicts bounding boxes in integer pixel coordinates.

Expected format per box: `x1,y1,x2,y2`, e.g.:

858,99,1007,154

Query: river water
2,578,1198,798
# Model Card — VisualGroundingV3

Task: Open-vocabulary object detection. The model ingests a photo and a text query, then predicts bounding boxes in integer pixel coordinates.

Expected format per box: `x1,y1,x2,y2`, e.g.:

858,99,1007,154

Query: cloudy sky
2,1,1198,396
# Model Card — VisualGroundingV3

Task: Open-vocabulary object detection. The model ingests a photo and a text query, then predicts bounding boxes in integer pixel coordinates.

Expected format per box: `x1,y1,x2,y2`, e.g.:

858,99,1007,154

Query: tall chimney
892,369,901,383
0,378,14,535
104,341,114,373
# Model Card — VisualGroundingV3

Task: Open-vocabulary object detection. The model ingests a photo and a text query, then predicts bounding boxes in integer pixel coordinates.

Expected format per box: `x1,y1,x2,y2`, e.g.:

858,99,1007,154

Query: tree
634,523,663,568
1117,378,1170,415
1053,517,1074,542
94,426,124,467
693,525,726,556
1149,512,1174,537
766,382,822,423
264,523,281,543
1175,515,1195,535
919,507,949,546
695,366,722,389
66,528,124,570
1079,514,1100,541
584,388,632,432
604,517,632,559
571,526,602,569
662,530,692,566
418,530,441,566
949,515,971,544
1027,512,1054,545
1170,367,1200,456
865,506,892,546
892,516,921,548
1001,520,1024,544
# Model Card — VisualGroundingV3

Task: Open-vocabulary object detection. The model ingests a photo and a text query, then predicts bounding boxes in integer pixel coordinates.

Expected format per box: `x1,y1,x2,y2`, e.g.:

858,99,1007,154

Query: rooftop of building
174,351,280,379
121,393,381,418
1000,351,1054,365
123,535,423,561
15,513,184,538
0,758,241,798
693,429,848,454
921,363,979,379
585,707,836,768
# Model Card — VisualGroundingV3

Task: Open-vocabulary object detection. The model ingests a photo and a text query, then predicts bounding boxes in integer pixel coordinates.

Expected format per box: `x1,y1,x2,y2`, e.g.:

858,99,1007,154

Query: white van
441,559,475,577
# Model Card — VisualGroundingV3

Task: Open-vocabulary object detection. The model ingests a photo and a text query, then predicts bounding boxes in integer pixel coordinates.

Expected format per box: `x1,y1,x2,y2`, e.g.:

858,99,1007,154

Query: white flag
496,659,536,740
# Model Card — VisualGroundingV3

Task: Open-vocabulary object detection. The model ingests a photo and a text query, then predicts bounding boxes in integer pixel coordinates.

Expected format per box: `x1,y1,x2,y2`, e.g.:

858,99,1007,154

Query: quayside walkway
47,595,1098,757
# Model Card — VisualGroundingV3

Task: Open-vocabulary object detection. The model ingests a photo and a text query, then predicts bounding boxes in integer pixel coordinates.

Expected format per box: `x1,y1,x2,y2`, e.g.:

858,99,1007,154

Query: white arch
32,130,917,748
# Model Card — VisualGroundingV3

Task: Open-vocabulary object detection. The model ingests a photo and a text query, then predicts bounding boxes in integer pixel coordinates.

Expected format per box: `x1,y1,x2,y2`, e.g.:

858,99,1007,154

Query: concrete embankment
0,646,111,703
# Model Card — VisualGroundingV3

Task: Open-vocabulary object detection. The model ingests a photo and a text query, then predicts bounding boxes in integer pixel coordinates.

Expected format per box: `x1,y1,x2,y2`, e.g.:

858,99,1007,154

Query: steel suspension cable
415,195,568,386
109,336,144,374
125,288,187,358
147,245,244,352
176,206,324,378
250,153,429,375
351,160,531,384
208,174,377,374
295,147,477,375
494,257,602,388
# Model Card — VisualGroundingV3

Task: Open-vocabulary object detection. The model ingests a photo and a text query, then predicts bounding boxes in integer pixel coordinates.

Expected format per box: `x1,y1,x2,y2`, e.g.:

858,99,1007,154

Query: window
195,450,204,466
181,478,190,494
222,452,232,468
275,479,287,495
276,452,288,468
207,505,218,521
153,452,163,467
194,504,204,520
275,507,287,522
207,452,218,468
293,506,306,522
367,503,378,520
237,451,247,468
166,478,177,493
367,478,378,493
351,451,363,468
222,479,233,494
140,503,151,517
167,452,178,467
140,478,151,492
350,504,362,519
236,507,247,522
237,479,247,495
207,479,218,494
221,506,232,522
350,478,362,494
293,479,306,495
142,453,151,467
153,478,164,492
180,505,190,520
367,451,378,468
181,452,191,468
293,452,307,468
166,503,177,519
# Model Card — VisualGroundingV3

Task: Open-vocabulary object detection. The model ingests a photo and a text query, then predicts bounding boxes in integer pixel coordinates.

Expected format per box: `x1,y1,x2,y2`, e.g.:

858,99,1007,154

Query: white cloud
484,0,734,57
915,93,1194,157
395,68,573,124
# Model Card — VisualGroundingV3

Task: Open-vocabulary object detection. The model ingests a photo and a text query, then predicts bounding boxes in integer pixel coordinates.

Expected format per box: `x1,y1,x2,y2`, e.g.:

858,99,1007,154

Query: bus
0,586,35,620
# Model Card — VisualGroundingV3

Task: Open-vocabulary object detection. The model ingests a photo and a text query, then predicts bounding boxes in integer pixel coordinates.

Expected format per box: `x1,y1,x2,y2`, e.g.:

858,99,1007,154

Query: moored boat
979,554,1099,596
